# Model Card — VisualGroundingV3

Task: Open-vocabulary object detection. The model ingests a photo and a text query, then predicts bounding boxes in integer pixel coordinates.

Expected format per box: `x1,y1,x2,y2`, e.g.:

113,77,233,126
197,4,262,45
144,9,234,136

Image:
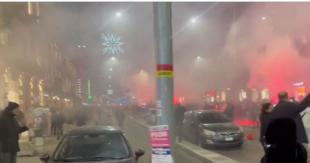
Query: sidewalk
18,124,75,157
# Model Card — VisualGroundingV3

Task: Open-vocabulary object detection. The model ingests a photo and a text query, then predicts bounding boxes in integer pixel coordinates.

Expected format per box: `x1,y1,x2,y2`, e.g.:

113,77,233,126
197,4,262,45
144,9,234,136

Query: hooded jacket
0,102,28,153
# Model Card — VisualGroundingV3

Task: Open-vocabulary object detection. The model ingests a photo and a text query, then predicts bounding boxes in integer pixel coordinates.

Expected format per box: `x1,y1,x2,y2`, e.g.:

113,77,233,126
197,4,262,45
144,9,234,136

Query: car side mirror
39,154,50,163
135,149,145,161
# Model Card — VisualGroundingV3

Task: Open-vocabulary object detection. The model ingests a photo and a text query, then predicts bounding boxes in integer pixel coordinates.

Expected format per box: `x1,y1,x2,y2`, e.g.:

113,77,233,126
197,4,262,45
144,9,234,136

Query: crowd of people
1,93,310,163
0,100,114,163
174,90,310,163
203,100,265,129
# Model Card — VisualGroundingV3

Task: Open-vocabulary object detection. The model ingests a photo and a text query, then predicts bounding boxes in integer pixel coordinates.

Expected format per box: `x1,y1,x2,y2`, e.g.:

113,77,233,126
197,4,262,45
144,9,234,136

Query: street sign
149,125,173,163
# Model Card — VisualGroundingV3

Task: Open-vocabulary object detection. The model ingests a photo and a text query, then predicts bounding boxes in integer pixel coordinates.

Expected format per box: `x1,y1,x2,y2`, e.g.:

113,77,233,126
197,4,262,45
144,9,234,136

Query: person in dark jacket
50,107,57,136
260,91,310,149
224,102,235,121
54,109,66,140
0,102,30,163
259,102,274,153
76,108,86,127
115,108,125,128
175,103,187,142
261,117,307,163
249,101,260,129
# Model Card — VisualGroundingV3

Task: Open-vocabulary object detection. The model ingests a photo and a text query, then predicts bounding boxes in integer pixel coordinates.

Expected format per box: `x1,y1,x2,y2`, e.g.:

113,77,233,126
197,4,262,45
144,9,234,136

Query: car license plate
225,137,234,141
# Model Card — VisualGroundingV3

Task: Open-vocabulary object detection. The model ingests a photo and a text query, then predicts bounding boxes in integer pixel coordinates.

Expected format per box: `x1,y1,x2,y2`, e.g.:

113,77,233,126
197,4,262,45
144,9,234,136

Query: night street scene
0,2,309,163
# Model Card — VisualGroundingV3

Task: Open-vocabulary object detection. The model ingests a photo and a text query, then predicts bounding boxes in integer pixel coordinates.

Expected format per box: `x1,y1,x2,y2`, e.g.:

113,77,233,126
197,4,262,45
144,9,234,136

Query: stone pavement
121,116,207,163
129,115,266,163
17,124,75,163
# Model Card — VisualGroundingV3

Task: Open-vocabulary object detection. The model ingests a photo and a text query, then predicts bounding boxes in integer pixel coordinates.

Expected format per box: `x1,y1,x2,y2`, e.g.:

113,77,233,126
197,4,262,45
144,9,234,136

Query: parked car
183,110,245,148
145,108,157,125
39,126,145,163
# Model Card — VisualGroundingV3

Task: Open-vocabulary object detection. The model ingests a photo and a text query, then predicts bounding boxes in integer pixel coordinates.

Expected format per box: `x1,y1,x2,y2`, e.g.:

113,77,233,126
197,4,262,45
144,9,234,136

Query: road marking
126,116,240,163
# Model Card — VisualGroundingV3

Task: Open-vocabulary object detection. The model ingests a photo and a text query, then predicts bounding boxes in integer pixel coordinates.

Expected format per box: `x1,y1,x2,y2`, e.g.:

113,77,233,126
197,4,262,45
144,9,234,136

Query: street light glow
191,18,196,23
78,45,81,48
262,17,266,20
83,46,85,48
109,76,111,78
111,57,116,60
116,12,122,17
197,56,201,59
110,68,112,71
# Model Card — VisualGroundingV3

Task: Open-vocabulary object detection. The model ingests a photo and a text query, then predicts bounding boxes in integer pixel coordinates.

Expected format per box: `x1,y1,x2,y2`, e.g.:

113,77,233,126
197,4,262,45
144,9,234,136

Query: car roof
185,110,221,114
67,126,123,136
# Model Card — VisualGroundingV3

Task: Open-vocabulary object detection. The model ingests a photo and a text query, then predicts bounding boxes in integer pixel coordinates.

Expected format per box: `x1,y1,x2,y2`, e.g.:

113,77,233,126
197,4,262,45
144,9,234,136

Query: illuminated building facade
0,2,78,110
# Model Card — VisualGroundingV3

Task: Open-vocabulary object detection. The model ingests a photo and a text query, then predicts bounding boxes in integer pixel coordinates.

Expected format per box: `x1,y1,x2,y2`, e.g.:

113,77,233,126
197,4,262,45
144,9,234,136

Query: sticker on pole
157,64,173,78
156,101,162,108
149,125,173,163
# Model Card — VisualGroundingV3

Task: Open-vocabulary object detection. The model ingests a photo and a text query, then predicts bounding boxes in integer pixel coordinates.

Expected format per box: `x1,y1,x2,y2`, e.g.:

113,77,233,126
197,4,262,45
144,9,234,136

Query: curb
126,115,240,163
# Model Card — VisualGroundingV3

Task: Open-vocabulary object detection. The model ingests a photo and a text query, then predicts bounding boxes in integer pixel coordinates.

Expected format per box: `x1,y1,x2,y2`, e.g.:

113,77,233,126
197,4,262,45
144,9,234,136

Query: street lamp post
153,1,176,161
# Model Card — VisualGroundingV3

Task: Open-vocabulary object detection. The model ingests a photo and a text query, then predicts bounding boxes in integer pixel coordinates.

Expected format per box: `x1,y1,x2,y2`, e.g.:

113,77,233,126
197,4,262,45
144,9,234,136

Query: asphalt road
122,116,207,163
211,127,264,163
129,115,267,163
17,116,268,163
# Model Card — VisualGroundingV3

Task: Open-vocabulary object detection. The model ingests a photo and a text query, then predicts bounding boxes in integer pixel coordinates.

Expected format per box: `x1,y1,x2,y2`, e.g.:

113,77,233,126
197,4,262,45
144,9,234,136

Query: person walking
175,103,187,142
224,101,235,121
261,91,310,151
259,102,274,153
50,107,57,136
0,102,31,163
54,109,66,140
115,108,125,128
249,101,260,129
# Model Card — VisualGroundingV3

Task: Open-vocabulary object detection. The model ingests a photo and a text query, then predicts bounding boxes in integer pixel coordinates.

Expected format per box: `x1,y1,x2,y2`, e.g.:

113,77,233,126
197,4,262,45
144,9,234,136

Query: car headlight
238,126,244,133
203,129,216,136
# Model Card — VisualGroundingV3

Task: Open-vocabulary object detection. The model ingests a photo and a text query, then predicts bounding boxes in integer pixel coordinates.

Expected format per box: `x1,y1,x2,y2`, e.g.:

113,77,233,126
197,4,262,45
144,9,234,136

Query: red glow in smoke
247,42,307,97
174,97,179,104
234,119,258,126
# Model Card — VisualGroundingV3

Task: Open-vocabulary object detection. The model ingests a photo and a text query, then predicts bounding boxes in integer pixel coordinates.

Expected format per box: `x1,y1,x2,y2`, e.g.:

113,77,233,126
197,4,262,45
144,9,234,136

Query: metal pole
153,1,176,160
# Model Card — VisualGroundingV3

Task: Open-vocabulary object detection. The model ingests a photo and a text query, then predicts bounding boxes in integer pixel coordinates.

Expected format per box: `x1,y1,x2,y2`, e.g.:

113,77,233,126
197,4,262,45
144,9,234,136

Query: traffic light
89,95,92,99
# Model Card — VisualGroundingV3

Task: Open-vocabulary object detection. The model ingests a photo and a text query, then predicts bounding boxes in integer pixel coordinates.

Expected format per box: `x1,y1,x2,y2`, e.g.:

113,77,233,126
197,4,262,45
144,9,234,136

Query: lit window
0,31,8,45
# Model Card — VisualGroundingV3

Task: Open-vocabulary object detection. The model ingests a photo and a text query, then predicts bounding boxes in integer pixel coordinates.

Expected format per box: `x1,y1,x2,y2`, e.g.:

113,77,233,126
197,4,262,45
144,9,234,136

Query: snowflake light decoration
102,33,124,55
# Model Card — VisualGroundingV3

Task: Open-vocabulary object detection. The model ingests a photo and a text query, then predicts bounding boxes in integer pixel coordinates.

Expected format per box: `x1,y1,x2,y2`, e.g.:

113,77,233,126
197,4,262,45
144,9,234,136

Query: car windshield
53,133,130,161
198,112,229,124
